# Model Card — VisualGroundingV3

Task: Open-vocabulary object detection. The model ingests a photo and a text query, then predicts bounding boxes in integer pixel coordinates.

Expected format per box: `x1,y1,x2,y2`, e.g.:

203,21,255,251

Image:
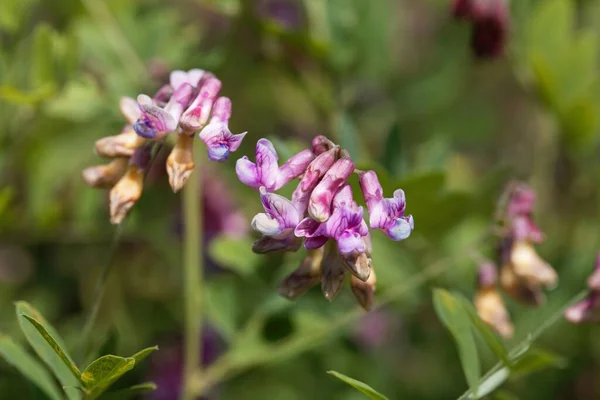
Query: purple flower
236,138,314,191
134,83,194,140
291,147,338,215
470,0,509,59
169,68,206,89
180,77,222,134
251,187,300,239
359,171,414,241
198,97,246,162
308,157,355,222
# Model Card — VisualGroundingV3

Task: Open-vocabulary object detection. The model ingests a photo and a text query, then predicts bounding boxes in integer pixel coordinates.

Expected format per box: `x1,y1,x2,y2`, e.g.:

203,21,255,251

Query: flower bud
308,157,354,222
320,242,346,301
291,147,338,214
82,158,128,188
279,248,324,299
166,134,195,193
510,240,557,289
565,293,600,324
312,135,336,155
474,287,514,339
180,79,223,134
95,126,146,157
588,254,600,290
351,268,376,311
275,149,315,189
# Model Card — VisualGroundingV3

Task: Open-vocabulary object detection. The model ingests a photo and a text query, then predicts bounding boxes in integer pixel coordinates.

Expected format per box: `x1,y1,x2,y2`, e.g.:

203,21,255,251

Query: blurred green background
2,0,600,399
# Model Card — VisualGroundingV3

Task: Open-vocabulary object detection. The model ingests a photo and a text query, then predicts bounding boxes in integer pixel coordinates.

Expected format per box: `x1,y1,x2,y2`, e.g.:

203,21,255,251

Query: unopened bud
308,157,354,222
291,147,339,214
312,135,336,155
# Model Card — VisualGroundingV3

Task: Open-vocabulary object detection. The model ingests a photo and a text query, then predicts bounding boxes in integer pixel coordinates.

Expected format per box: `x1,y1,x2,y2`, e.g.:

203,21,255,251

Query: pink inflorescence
82,69,246,224
235,135,414,310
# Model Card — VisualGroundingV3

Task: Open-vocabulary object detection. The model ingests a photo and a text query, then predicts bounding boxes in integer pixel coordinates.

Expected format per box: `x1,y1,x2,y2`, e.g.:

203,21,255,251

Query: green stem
181,142,204,400
77,224,123,363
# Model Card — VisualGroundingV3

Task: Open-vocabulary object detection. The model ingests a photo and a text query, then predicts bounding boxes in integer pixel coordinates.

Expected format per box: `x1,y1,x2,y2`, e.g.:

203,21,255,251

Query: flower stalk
182,143,203,400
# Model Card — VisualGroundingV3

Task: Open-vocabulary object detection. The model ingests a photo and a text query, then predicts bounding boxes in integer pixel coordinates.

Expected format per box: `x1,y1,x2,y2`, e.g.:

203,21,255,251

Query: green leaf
16,302,83,399
130,346,159,365
208,235,260,276
326,370,389,400
456,294,510,367
80,355,135,399
432,289,480,397
510,348,567,378
103,382,157,399
469,368,509,399
0,335,63,400
21,315,82,380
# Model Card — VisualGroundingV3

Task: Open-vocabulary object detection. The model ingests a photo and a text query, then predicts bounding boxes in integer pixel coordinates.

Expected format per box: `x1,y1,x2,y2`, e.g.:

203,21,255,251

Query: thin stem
77,224,123,363
181,141,204,400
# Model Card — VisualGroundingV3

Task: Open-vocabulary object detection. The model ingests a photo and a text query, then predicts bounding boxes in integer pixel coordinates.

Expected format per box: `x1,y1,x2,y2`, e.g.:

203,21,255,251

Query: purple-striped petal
259,187,299,230
308,157,355,222
275,149,315,190
235,157,259,188
337,231,365,255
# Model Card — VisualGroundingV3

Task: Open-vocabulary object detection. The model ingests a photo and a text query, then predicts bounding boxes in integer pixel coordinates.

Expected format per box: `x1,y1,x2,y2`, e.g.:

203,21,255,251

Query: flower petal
170,70,189,89
235,157,259,188
227,132,247,152
275,149,315,190
337,231,365,255
119,97,141,124
358,170,384,210
259,187,299,229
251,213,283,237
385,215,413,241
255,139,279,190
305,236,329,249
187,69,205,86
294,217,322,238
134,103,177,139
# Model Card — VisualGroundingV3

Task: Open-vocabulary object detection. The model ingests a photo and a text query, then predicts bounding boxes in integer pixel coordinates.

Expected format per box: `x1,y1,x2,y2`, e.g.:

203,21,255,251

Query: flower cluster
82,69,246,224
565,254,600,323
235,135,414,310
474,183,557,338
451,0,510,59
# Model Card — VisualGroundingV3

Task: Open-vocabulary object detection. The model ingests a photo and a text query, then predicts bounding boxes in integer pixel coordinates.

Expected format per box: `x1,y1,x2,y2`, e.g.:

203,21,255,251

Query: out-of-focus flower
83,68,247,223
359,171,414,241
566,254,600,323
451,0,509,59
474,261,514,339
149,327,223,400
236,138,314,191
236,134,410,307
257,0,304,31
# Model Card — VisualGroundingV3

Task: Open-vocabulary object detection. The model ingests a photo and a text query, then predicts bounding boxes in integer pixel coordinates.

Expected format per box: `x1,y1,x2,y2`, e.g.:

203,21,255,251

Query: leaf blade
327,370,389,400
81,355,135,399
0,335,63,400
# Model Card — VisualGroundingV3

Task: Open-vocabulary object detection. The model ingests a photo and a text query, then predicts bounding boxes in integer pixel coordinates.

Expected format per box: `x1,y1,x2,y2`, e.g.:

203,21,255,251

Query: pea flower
236,135,412,308
83,68,247,223
565,254,600,323
359,171,414,241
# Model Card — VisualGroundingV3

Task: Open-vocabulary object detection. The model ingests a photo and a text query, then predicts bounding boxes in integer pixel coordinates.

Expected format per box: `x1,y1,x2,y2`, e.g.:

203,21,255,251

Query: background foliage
2,0,600,399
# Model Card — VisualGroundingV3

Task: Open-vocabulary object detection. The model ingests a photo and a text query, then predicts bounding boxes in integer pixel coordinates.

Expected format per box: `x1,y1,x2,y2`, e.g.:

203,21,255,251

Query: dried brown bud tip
82,158,128,188
351,269,376,311
320,244,346,301
109,164,144,224
95,126,146,158
167,134,195,193
474,287,513,339
279,248,324,300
